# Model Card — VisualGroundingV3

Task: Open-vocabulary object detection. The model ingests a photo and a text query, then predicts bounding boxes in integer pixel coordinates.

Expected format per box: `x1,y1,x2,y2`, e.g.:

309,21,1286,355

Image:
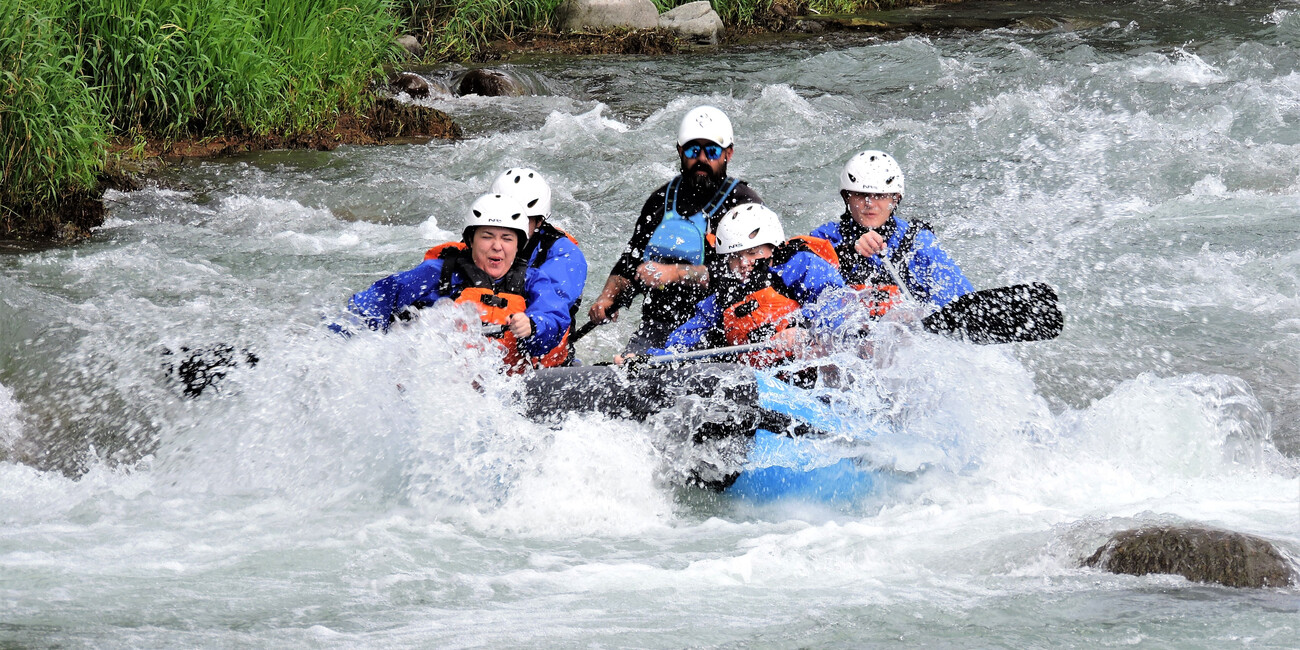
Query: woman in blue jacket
345,193,572,372
809,150,973,310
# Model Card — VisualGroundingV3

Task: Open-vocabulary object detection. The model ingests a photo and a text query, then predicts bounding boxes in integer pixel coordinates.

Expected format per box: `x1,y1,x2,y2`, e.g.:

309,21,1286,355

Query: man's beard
681,159,726,188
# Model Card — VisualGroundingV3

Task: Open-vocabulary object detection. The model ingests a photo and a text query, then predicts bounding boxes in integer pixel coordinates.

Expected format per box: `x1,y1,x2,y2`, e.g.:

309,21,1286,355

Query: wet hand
507,313,532,339
854,231,887,257
589,296,618,323
771,327,811,353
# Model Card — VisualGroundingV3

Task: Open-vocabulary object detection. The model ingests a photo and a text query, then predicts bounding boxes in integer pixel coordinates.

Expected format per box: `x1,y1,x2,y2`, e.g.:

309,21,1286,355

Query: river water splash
3,0,1300,646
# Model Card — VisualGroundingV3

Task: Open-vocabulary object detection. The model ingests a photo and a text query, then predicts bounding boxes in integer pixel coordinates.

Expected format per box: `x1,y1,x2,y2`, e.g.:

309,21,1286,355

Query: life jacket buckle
479,294,509,309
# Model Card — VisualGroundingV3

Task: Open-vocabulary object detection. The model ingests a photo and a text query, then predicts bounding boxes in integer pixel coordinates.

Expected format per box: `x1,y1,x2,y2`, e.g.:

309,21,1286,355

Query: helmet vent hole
528,199,538,207
473,210,482,217
748,228,760,240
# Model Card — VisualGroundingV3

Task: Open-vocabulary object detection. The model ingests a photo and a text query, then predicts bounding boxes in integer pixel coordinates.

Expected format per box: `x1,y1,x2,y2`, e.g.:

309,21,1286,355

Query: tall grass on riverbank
0,0,107,226
1,0,403,238
400,0,563,61
58,0,401,138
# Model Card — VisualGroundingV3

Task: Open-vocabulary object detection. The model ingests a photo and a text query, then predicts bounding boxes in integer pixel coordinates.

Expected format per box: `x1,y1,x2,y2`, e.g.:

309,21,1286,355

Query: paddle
625,282,1062,368
568,285,637,345
872,248,1062,345
921,282,1063,344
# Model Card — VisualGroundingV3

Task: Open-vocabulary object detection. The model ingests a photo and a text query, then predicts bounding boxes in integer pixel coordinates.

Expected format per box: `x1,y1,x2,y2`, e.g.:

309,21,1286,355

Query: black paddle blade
161,345,259,398
922,283,1063,344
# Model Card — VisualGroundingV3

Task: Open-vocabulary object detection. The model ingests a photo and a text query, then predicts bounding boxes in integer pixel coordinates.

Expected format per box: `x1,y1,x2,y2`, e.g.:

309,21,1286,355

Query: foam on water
3,2,1300,645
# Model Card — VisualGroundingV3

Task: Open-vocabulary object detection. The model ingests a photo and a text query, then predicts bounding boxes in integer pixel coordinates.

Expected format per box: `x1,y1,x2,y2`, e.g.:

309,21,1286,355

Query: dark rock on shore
1085,525,1296,589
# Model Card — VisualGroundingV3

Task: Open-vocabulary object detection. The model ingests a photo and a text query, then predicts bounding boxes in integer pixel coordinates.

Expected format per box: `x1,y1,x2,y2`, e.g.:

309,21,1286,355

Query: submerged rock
389,72,430,99
456,68,523,97
556,0,659,31
1085,526,1296,589
658,1,724,45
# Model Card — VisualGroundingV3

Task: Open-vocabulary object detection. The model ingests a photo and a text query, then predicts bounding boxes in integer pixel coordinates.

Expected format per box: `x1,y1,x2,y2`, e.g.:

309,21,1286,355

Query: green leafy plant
0,0,106,216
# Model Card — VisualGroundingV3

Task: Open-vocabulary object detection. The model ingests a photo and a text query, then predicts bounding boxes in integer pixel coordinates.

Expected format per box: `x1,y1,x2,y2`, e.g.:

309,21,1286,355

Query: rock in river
1085,525,1296,589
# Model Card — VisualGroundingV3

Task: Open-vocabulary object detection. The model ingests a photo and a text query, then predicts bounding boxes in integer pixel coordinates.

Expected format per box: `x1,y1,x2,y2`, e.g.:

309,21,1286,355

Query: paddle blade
922,283,1063,344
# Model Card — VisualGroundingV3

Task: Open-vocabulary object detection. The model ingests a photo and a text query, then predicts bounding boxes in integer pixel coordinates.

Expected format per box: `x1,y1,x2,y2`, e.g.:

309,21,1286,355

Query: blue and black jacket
346,246,570,357
649,244,848,356
809,213,973,308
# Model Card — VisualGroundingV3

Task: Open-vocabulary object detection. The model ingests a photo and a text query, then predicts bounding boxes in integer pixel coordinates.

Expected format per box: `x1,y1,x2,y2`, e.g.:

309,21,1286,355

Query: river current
3,0,1299,646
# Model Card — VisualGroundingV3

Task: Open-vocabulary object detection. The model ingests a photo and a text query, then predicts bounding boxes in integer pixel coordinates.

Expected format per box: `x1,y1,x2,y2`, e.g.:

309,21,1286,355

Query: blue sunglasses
682,143,726,160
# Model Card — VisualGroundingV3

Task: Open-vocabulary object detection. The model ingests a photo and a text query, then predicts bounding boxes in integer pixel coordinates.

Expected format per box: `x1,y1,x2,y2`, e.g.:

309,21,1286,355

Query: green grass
1,0,403,234
57,0,401,137
0,0,106,219
399,0,564,61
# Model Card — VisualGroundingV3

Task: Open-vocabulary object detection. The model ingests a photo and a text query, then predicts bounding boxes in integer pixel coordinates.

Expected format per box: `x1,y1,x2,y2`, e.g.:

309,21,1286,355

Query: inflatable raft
522,363,893,503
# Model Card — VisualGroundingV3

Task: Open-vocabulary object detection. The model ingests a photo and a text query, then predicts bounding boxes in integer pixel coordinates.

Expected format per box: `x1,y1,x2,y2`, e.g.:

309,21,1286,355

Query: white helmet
677,105,734,149
715,203,785,255
490,167,551,220
464,193,529,244
840,150,905,197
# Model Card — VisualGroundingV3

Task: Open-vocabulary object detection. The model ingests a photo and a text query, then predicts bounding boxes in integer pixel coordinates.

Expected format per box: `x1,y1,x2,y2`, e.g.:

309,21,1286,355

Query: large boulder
658,1,724,44
455,68,524,97
1085,526,1296,589
389,72,430,99
556,0,659,31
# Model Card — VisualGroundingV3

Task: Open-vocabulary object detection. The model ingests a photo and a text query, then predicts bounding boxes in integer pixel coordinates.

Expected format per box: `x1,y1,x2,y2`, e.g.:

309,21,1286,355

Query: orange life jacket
717,239,828,367
429,241,571,371
799,233,902,318
849,283,902,317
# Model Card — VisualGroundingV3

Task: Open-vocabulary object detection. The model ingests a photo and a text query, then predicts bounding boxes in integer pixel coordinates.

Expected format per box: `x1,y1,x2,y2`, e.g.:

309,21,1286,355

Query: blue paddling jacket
522,220,588,331
346,246,570,358
809,213,973,308
650,243,848,356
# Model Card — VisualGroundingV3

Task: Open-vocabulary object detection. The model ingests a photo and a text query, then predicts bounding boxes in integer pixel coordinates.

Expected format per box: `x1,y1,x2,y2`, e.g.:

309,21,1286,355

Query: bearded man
587,106,764,353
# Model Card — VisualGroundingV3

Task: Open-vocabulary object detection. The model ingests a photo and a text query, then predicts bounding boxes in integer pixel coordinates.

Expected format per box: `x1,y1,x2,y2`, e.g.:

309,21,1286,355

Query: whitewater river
3,0,1299,645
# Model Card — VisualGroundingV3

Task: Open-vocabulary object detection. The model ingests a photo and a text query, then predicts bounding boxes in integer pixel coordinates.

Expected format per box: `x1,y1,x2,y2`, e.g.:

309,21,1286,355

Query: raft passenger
809,151,973,313
620,203,848,367
588,106,763,353
488,167,588,366
345,193,571,373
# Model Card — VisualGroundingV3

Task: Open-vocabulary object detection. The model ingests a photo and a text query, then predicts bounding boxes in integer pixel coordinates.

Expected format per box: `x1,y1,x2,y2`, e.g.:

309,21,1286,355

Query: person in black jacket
587,106,763,353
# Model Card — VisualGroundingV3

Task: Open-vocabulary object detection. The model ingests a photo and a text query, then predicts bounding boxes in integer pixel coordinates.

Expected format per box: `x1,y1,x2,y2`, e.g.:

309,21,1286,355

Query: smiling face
469,226,520,280
843,190,900,229
725,244,775,281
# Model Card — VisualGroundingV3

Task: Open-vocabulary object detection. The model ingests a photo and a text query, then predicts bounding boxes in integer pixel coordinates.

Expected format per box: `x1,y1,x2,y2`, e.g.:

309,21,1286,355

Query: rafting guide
586,105,763,353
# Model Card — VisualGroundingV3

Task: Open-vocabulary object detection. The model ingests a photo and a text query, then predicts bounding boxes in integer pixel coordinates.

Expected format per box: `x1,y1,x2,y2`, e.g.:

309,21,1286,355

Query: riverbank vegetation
1,0,440,240
3,0,922,240
400,0,914,62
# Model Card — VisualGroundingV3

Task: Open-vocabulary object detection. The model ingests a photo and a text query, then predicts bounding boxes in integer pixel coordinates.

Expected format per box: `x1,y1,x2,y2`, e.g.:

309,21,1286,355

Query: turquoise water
2,0,1299,646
